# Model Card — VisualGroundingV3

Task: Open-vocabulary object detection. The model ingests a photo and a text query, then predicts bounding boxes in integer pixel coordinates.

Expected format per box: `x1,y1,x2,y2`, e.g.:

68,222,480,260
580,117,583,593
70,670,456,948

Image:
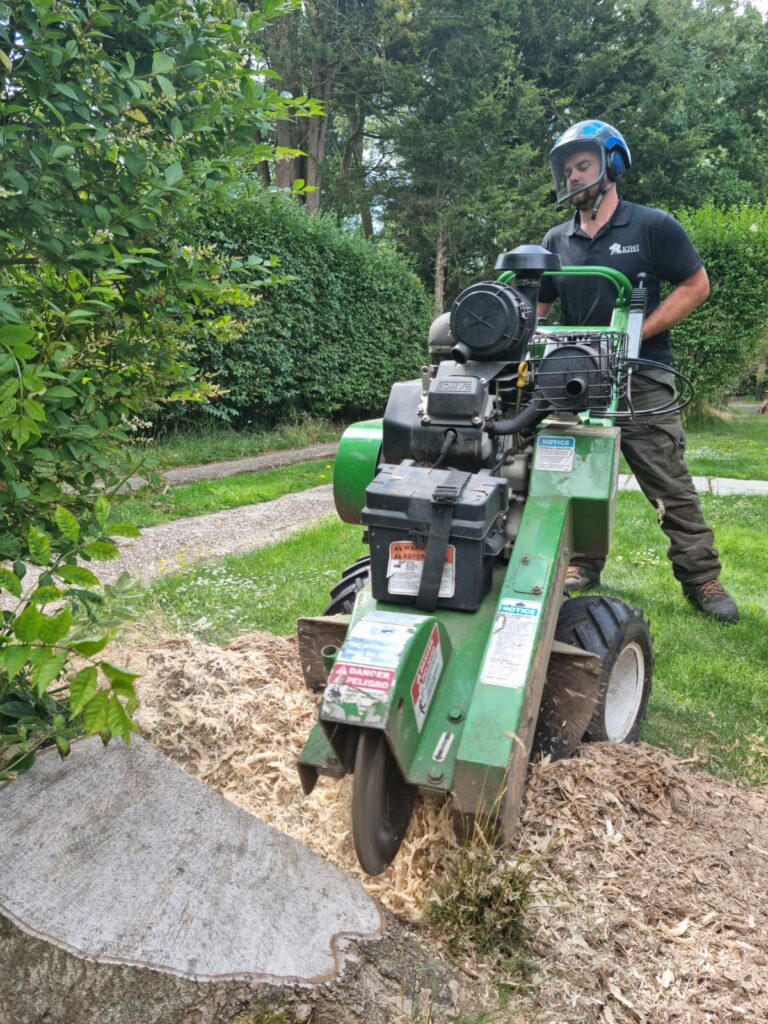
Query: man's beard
569,182,602,212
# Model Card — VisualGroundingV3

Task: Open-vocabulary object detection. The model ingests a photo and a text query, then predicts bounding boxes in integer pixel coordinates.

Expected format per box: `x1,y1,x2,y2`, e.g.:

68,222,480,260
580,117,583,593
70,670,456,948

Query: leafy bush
675,204,768,404
0,0,306,773
161,187,433,428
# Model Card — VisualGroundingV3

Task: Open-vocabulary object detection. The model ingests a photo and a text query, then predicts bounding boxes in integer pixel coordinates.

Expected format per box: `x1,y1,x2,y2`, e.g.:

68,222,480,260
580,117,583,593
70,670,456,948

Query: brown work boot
682,579,739,624
564,565,601,594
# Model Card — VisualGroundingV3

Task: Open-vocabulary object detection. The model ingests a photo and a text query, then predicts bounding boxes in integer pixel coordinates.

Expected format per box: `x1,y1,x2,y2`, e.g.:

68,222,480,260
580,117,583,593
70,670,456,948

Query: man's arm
642,267,709,339
537,301,553,318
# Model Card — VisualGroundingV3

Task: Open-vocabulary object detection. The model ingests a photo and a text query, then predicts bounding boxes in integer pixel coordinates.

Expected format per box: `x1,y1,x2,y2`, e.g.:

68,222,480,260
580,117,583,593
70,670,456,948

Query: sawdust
127,629,768,1023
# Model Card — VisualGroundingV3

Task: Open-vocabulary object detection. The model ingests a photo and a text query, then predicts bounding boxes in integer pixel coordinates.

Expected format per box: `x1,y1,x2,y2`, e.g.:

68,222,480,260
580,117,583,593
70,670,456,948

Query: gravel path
99,484,336,585
126,443,338,490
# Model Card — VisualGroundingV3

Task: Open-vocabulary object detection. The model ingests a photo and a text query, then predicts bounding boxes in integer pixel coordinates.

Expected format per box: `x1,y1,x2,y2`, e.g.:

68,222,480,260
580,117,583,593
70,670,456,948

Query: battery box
361,461,508,611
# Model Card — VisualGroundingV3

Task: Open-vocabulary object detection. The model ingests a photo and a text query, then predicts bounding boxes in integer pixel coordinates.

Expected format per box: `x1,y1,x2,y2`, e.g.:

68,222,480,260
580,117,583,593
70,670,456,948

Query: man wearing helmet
537,119,738,623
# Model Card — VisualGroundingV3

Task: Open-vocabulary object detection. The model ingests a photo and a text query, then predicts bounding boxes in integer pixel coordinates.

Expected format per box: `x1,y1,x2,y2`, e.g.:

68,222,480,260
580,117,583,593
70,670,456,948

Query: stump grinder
297,246,690,875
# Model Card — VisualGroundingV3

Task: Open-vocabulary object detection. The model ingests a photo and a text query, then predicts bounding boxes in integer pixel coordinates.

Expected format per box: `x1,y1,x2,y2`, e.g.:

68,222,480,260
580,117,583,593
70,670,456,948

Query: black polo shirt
539,200,704,365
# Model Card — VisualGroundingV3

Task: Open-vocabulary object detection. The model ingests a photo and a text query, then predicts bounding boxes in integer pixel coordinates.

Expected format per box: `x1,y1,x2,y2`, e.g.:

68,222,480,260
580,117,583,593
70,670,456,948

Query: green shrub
675,204,768,405
162,188,432,428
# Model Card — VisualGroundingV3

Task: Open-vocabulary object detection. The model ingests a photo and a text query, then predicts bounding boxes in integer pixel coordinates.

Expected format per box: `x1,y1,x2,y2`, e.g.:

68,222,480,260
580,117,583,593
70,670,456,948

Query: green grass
141,492,768,784
147,516,366,642
618,411,768,481
115,460,334,528
135,416,342,471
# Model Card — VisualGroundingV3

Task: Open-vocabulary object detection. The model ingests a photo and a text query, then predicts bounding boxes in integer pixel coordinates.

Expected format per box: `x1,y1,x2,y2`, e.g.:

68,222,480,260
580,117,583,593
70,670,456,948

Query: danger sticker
410,625,443,731
536,435,575,472
481,599,540,688
387,542,455,598
327,663,395,692
322,682,388,726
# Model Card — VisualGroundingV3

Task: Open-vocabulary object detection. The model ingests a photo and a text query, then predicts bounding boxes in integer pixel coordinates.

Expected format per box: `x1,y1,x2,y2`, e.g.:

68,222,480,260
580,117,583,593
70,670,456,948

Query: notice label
410,625,443,732
481,599,540,688
536,436,575,472
387,541,456,599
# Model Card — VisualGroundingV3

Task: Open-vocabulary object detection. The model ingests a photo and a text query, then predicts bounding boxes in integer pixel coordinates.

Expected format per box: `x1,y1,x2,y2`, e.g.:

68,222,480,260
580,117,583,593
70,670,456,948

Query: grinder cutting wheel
297,245,692,876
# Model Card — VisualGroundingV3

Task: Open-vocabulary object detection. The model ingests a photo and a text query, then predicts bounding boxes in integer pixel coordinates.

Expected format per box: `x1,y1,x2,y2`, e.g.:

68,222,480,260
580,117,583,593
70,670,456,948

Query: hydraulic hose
485,399,552,437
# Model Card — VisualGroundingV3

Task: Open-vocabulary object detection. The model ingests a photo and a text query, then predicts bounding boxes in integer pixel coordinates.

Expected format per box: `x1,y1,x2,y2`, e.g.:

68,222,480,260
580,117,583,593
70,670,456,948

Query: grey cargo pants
571,369,721,585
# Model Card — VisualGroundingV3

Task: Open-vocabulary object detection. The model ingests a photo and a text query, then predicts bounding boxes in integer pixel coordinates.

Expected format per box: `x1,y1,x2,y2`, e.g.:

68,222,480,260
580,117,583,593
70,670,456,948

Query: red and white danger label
328,663,395,692
387,541,455,598
410,625,443,731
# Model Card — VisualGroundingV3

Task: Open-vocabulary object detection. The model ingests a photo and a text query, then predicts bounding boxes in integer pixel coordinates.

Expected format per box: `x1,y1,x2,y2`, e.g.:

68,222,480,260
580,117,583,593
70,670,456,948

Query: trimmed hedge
165,187,432,427
675,203,768,405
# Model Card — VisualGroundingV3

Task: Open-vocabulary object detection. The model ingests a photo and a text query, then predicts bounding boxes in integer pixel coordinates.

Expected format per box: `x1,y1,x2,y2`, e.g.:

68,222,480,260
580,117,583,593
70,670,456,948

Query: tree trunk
434,226,447,314
755,343,767,401
304,60,333,215
0,736,472,1024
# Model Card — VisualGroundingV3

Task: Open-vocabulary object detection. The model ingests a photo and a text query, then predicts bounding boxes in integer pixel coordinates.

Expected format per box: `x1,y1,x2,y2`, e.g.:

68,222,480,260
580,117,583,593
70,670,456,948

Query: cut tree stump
0,737,464,1024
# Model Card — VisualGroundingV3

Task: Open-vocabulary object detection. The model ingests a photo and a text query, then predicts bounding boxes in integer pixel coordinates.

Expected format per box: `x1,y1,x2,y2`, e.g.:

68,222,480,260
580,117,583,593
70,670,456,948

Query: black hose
485,399,552,437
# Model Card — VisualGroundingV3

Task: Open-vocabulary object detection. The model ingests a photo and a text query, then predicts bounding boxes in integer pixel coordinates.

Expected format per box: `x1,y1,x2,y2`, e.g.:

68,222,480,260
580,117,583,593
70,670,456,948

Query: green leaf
110,677,139,710
94,495,110,530
55,736,71,758
70,666,98,716
107,522,141,538
100,661,141,686
29,585,65,604
31,649,69,693
0,645,33,680
152,52,175,75
54,506,80,543
52,144,76,159
0,50,12,73
0,324,34,345
124,107,148,124
155,74,176,99
55,565,100,588
0,568,22,597
39,607,73,645
71,635,109,657
164,161,183,187
81,541,119,561
106,695,135,741
13,607,44,642
53,82,80,101
27,527,51,566
81,688,108,732
170,116,183,140
0,700,36,719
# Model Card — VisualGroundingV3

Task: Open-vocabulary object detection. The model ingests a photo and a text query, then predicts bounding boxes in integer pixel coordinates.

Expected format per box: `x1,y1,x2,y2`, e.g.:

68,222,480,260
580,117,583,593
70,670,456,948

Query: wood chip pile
129,630,768,1023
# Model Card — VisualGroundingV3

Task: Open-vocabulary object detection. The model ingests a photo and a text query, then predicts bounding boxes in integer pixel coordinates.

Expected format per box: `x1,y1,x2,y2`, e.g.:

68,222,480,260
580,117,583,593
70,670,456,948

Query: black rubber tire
352,729,416,876
555,595,653,743
324,556,371,616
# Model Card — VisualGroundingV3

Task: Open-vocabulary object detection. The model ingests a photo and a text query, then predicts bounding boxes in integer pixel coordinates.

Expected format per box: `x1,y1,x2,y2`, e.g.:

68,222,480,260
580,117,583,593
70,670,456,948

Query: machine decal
327,663,395,691
410,625,443,731
387,541,456,598
321,680,389,726
481,599,540,688
336,614,416,668
432,731,455,763
536,435,575,472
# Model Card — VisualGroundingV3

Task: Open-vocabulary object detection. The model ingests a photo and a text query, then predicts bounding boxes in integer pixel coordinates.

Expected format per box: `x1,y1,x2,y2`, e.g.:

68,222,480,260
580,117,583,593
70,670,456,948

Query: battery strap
416,471,469,611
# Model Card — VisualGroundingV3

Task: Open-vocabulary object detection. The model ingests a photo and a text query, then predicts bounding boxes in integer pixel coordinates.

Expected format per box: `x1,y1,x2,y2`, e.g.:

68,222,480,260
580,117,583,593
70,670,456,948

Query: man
537,119,738,623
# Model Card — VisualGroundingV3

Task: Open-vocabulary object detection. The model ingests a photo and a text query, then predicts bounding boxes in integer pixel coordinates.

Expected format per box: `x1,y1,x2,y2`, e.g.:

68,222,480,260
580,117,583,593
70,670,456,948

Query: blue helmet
549,119,631,204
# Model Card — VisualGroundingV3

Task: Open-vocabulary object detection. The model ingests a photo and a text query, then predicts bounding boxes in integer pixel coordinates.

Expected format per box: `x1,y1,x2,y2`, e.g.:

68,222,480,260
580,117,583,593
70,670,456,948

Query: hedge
674,203,768,405
163,187,432,428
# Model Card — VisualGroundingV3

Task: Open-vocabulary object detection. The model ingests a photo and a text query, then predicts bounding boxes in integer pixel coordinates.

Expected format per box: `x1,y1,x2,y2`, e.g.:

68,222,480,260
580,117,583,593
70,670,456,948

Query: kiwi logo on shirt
608,243,640,255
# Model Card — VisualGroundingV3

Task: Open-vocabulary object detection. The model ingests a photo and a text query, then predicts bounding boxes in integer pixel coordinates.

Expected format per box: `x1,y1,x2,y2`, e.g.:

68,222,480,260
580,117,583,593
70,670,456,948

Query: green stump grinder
297,246,691,876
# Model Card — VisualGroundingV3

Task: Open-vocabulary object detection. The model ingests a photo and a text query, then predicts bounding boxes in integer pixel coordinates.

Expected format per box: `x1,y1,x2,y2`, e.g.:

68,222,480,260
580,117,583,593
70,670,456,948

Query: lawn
135,416,342,471
143,491,768,785
659,411,768,480
116,460,334,528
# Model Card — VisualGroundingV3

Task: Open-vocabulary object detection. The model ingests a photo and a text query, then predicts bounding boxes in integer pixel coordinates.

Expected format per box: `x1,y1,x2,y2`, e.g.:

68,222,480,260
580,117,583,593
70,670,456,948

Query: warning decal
387,541,456,598
432,731,455,763
481,599,540,688
327,663,395,692
536,435,575,472
410,625,443,731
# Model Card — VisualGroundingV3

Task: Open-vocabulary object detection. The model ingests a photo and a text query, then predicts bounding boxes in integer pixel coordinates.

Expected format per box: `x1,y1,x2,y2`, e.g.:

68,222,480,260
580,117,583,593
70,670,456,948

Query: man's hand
642,267,709,339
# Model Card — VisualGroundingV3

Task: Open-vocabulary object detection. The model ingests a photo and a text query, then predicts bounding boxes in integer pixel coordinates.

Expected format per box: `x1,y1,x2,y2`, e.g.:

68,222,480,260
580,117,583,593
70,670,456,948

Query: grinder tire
324,557,371,616
556,596,653,743
352,729,416,876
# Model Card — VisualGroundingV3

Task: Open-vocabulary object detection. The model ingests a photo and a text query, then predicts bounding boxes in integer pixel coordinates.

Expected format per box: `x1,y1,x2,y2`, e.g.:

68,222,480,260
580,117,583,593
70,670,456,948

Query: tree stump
0,737,463,1024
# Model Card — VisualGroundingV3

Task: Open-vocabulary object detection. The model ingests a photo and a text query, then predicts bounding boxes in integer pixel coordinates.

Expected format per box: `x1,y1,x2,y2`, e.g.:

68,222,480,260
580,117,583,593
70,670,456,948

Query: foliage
0,0,309,772
161,187,432,428
674,204,768,404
